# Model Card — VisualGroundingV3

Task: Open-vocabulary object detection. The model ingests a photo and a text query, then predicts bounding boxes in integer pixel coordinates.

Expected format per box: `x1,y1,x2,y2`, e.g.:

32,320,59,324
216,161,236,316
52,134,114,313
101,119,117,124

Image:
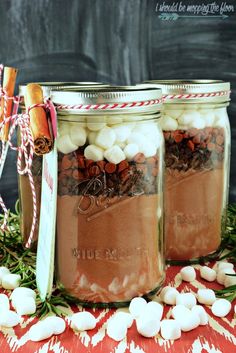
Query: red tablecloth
0,265,235,353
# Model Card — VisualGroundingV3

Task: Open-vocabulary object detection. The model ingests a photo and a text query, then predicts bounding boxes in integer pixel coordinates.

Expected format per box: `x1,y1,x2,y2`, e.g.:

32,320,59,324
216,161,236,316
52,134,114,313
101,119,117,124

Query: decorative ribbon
162,90,230,101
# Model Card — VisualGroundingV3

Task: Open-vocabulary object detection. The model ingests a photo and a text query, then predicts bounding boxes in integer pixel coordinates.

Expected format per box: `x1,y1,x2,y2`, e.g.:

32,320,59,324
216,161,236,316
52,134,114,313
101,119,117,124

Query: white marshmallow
10,287,36,305
107,318,127,341
0,310,20,327
214,108,227,120
14,296,36,316
0,293,10,311
111,312,133,329
160,116,178,131
129,297,147,319
28,321,54,342
113,124,131,142
191,305,208,325
197,289,216,306
127,132,146,146
87,117,106,131
58,122,70,136
215,116,227,127
107,115,124,125
136,312,160,338
88,131,97,144
200,266,217,282
57,134,77,154
171,305,191,320
146,301,163,321
178,112,195,126
160,319,181,340
124,143,139,161
180,266,196,282
217,268,235,285
95,127,116,149
2,274,21,290
176,293,197,309
217,262,234,272
70,311,96,331
159,286,172,301
140,141,157,158
104,145,125,164
202,111,215,126
69,126,86,147
0,267,10,285
211,299,231,318
162,287,179,305
84,144,103,162
177,311,200,332
224,275,236,287
167,109,183,119
191,117,206,129
43,316,66,335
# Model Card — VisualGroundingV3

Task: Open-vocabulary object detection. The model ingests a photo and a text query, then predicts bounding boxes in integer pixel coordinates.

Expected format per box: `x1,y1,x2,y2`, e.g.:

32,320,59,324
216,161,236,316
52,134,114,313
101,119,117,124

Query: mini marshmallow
0,310,20,327
87,117,106,131
159,286,172,301
0,293,10,311
177,311,200,332
200,266,217,282
124,143,139,161
202,111,215,126
84,144,104,162
160,116,178,131
107,318,127,341
10,287,36,303
1,274,21,290
167,109,183,119
178,112,196,126
191,117,206,129
140,141,157,158
95,127,116,149
28,321,54,342
191,305,208,325
104,145,126,164
217,268,235,285
162,287,179,305
0,267,10,285
160,319,181,340
217,262,234,272
224,275,236,288
176,293,197,309
145,301,163,321
127,132,147,147
129,297,147,319
171,305,191,320
211,299,231,318
111,312,133,329
136,312,160,338
70,311,96,331
107,115,124,125
88,131,97,144
69,126,86,147
57,134,77,154
43,316,66,335
197,289,216,306
215,116,227,127
14,296,36,316
113,124,131,142
58,122,70,136
180,266,196,282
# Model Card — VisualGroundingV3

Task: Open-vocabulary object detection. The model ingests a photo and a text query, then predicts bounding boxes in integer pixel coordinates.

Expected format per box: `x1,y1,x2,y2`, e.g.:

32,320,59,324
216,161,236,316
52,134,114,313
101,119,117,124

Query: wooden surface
0,264,235,353
0,0,236,207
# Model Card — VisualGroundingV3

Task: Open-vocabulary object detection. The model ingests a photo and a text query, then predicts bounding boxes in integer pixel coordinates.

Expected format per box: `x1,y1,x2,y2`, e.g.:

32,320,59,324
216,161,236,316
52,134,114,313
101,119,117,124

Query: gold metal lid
143,80,230,103
51,85,162,114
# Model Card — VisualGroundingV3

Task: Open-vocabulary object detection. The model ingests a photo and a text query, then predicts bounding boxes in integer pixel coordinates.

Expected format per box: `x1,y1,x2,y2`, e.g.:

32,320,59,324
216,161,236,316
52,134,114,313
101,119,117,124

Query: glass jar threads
51,86,165,306
145,80,231,261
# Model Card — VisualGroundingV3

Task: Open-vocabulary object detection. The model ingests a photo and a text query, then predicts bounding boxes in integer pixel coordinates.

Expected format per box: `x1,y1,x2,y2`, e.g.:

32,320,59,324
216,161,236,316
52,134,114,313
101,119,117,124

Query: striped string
162,90,230,101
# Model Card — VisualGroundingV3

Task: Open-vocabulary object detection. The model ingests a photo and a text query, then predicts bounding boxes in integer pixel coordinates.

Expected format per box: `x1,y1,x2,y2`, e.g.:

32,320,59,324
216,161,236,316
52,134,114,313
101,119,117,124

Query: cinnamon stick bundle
0,66,18,141
25,83,52,155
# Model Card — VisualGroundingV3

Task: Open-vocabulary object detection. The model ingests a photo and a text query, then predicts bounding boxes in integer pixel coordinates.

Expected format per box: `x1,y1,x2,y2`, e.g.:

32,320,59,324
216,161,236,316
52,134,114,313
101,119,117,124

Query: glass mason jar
145,80,231,262
51,86,165,306
18,82,108,247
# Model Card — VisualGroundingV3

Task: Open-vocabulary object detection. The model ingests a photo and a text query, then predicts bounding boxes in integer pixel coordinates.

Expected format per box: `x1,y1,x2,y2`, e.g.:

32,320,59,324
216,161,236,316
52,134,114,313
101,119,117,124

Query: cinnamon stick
25,83,52,155
0,66,18,141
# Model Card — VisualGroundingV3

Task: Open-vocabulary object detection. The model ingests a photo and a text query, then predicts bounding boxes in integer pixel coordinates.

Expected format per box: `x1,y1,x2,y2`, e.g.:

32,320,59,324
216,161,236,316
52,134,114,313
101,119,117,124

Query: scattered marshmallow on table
200,266,217,282
107,318,127,341
161,287,179,305
28,321,54,342
1,273,21,290
14,296,36,316
10,287,36,304
110,312,133,329
211,299,231,318
136,311,161,338
160,319,181,340
177,311,200,332
70,311,96,331
224,275,236,287
176,293,197,309
216,268,235,285
129,297,147,319
145,301,163,321
0,310,20,328
43,316,66,335
197,289,216,306
0,293,10,311
217,262,234,272
84,144,104,162
104,145,126,164
191,305,208,325
0,266,10,285
171,305,191,320
180,266,196,282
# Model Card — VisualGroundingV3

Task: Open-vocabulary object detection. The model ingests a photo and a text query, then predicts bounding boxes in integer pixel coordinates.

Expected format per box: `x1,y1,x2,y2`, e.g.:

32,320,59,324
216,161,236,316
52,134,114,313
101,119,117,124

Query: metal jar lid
18,81,108,97
51,85,162,115
143,80,230,104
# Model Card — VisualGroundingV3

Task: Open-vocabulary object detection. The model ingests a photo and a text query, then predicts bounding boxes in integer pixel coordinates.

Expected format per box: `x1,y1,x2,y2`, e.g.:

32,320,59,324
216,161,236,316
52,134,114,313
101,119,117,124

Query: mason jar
18,82,108,247
145,80,231,262
51,86,165,306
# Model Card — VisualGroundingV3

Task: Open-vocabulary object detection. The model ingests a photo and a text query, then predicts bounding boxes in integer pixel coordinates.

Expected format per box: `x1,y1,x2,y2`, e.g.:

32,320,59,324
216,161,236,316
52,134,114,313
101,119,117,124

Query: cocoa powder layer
56,193,164,303
165,166,224,260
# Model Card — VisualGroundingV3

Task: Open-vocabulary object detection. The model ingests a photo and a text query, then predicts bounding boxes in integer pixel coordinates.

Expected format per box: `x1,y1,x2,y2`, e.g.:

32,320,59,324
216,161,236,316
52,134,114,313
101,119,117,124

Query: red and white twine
162,90,230,101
